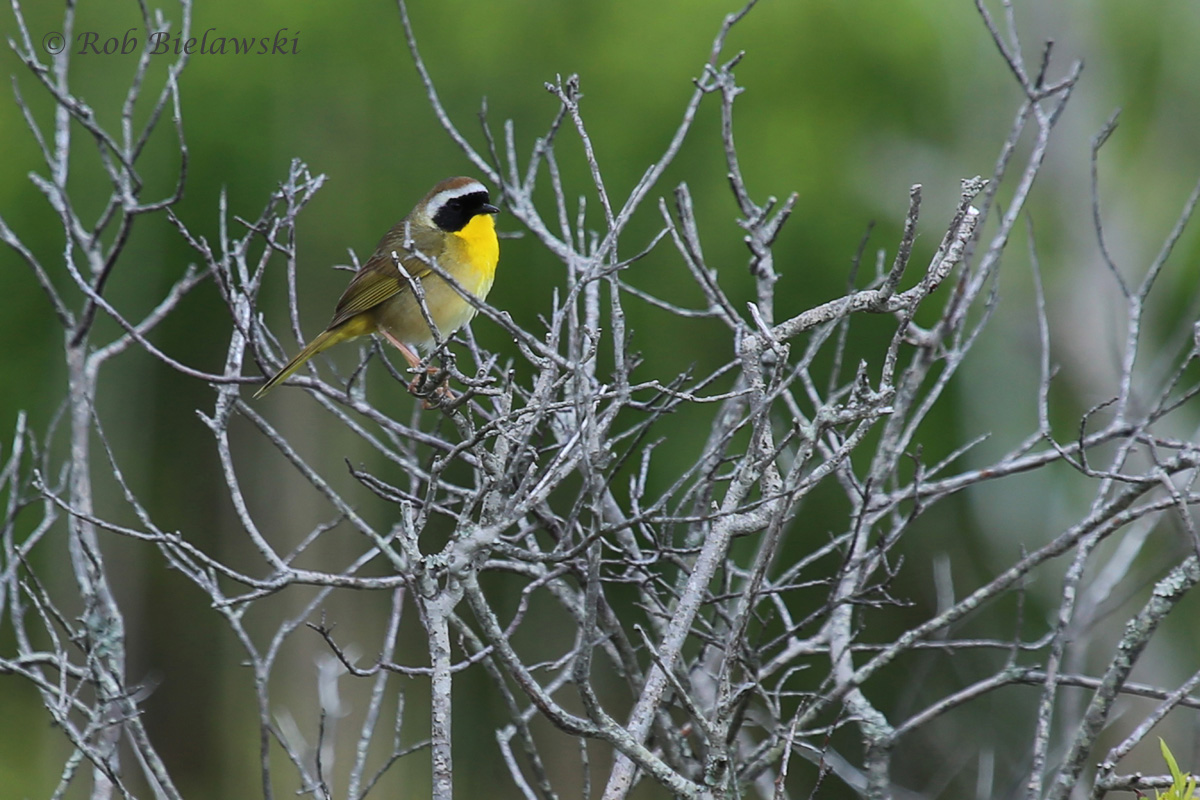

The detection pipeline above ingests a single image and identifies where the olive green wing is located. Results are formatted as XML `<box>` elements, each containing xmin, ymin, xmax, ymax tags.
<box><xmin>325</xmin><ymin>226</ymin><xmax>446</xmax><ymax>330</ymax></box>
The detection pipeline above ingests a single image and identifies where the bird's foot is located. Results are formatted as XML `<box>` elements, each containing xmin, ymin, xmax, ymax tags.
<box><xmin>408</xmin><ymin>366</ymin><xmax>455</xmax><ymax>410</ymax></box>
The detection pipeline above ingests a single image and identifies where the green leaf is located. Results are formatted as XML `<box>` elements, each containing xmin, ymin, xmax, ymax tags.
<box><xmin>1158</xmin><ymin>739</ymin><xmax>1198</xmax><ymax>800</ymax></box>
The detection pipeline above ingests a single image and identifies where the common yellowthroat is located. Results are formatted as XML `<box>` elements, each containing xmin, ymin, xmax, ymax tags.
<box><xmin>254</xmin><ymin>177</ymin><xmax>500</xmax><ymax>399</ymax></box>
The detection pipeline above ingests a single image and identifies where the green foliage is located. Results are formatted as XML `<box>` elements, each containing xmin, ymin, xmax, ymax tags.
<box><xmin>1159</xmin><ymin>739</ymin><xmax>1199</xmax><ymax>800</ymax></box>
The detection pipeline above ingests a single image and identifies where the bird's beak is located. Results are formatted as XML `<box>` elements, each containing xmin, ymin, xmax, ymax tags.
<box><xmin>481</xmin><ymin>203</ymin><xmax>500</xmax><ymax>215</ymax></box>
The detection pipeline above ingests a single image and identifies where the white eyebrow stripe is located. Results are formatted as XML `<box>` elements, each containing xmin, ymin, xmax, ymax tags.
<box><xmin>427</xmin><ymin>181</ymin><xmax>488</xmax><ymax>211</ymax></box>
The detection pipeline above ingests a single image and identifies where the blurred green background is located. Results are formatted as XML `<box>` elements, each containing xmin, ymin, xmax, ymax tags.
<box><xmin>3</xmin><ymin>0</ymin><xmax>1200</xmax><ymax>797</ymax></box>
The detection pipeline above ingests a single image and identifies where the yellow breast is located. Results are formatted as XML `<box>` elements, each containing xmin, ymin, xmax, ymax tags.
<box><xmin>450</xmin><ymin>213</ymin><xmax>499</xmax><ymax>299</ymax></box>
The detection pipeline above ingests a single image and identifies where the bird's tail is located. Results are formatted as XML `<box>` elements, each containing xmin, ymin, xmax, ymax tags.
<box><xmin>253</xmin><ymin>327</ymin><xmax>350</xmax><ymax>399</ymax></box>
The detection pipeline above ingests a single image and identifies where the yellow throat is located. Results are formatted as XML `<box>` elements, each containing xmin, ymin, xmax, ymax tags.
<box><xmin>452</xmin><ymin>213</ymin><xmax>500</xmax><ymax>296</ymax></box>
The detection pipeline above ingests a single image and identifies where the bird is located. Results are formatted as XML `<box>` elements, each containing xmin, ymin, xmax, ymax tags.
<box><xmin>253</xmin><ymin>176</ymin><xmax>500</xmax><ymax>400</ymax></box>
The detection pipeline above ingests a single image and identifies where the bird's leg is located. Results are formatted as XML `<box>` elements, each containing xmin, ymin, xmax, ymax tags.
<box><xmin>378</xmin><ymin>330</ymin><xmax>454</xmax><ymax>407</ymax></box>
<box><xmin>378</xmin><ymin>330</ymin><xmax>423</xmax><ymax>369</ymax></box>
